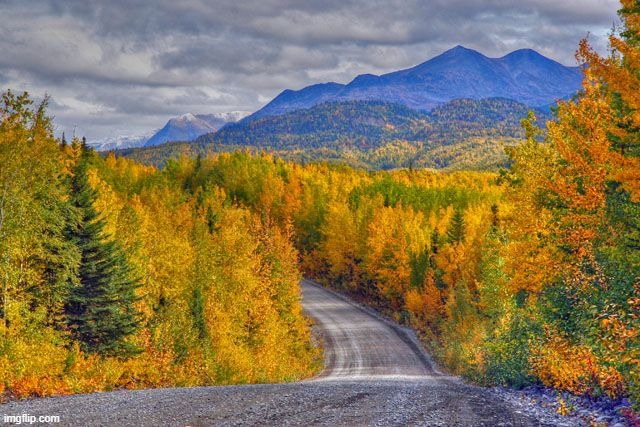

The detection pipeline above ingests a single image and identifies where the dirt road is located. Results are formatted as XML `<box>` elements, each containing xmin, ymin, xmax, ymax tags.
<box><xmin>301</xmin><ymin>280</ymin><xmax>435</xmax><ymax>380</ymax></box>
<box><xmin>1</xmin><ymin>280</ymin><xmax>548</xmax><ymax>426</ymax></box>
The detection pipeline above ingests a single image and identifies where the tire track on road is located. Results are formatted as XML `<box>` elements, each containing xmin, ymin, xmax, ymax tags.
<box><xmin>300</xmin><ymin>279</ymin><xmax>435</xmax><ymax>380</ymax></box>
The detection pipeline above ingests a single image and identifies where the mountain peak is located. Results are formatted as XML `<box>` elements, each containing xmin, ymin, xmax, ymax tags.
<box><xmin>176</xmin><ymin>113</ymin><xmax>197</xmax><ymax>122</ymax></box>
<box><xmin>508</xmin><ymin>48</ymin><xmax>538</xmax><ymax>54</ymax></box>
<box><xmin>450</xmin><ymin>44</ymin><xmax>472</xmax><ymax>52</ymax></box>
<box><xmin>442</xmin><ymin>45</ymin><xmax>482</xmax><ymax>56</ymax></box>
<box><xmin>499</xmin><ymin>48</ymin><xmax>578</xmax><ymax>73</ymax></box>
<box><xmin>145</xmin><ymin>112</ymin><xmax>246</xmax><ymax>147</ymax></box>
<box><xmin>393</xmin><ymin>45</ymin><xmax>489</xmax><ymax>79</ymax></box>
<box><xmin>502</xmin><ymin>48</ymin><xmax>547</xmax><ymax>61</ymax></box>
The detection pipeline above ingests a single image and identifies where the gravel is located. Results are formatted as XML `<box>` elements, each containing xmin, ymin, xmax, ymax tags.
<box><xmin>1</xmin><ymin>380</ymin><xmax>546</xmax><ymax>426</ymax></box>
<box><xmin>490</xmin><ymin>386</ymin><xmax>635</xmax><ymax>427</ymax></box>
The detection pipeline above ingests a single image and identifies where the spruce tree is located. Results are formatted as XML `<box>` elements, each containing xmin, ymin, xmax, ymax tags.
<box><xmin>35</xmin><ymin>193</ymin><xmax>80</xmax><ymax>328</ymax></box>
<box><xmin>206</xmin><ymin>205</ymin><xmax>218</xmax><ymax>234</ymax></box>
<box><xmin>447</xmin><ymin>208</ymin><xmax>465</xmax><ymax>244</ymax></box>
<box><xmin>64</xmin><ymin>151</ymin><xmax>141</xmax><ymax>357</ymax></box>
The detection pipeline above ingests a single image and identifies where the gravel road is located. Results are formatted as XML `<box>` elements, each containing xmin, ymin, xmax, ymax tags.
<box><xmin>1</xmin><ymin>280</ymin><xmax>553</xmax><ymax>426</ymax></box>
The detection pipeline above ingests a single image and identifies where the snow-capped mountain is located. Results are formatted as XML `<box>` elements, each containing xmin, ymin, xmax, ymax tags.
<box><xmin>144</xmin><ymin>112</ymin><xmax>250</xmax><ymax>147</ymax></box>
<box><xmin>89</xmin><ymin>131</ymin><xmax>156</xmax><ymax>151</ymax></box>
<box><xmin>88</xmin><ymin>111</ymin><xmax>250</xmax><ymax>151</ymax></box>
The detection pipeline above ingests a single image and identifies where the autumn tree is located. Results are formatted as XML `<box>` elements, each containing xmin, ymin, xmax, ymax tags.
<box><xmin>499</xmin><ymin>1</ymin><xmax>640</xmax><ymax>403</ymax></box>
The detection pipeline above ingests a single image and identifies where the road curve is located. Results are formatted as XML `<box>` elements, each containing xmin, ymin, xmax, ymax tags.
<box><xmin>0</xmin><ymin>280</ymin><xmax>546</xmax><ymax>426</ymax></box>
<box><xmin>301</xmin><ymin>279</ymin><xmax>435</xmax><ymax>380</ymax></box>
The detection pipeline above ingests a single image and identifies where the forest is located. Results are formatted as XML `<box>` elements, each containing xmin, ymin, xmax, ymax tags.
<box><xmin>0</xmin><ymin>0</ymin><xmax>639</xmax><ymax>418</ymax></box>
<box><xmin>0</xmin><ymin>95</ymin><xmax>320</xmax><ymax>398</ymax></box>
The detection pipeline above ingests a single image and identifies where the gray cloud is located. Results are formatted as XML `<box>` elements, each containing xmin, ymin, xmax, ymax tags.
<box><xmin>0</xmin><ymin>0</ymin><xmax>620</xmax><ymax>140</ymax></box>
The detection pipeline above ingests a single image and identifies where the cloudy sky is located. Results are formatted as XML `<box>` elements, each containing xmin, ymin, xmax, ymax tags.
<box><xmin>0</xmin><ymin>0</ymin><xmax>621</xmax><ymax>141</ymax></box>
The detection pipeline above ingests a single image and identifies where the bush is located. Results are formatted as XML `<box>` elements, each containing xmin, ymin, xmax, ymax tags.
<box><xmin>483</xmin><ymin>310</ymin><xmax>540</xmax><ymax>388</ymax></box>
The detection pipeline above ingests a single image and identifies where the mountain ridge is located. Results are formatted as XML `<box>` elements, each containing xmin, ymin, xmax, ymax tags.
<box><xmin>249</xmin><ymin>45</ymin><xmax>582</xmax><ymax>120</ymax></box>
<box><xmin>118</xmin><ymin>98</ymin><xmax>548</xmax><ymax>171</ymax></box>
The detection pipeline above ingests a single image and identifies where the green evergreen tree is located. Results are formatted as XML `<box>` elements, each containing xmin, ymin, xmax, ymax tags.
<box><xmin>189</xmin><ymin>286</ymin><xmax>207</xmax><ymax>339</ymax></box>
<box><xmin>206</xmin><ymin>205</ymin><xmax>218</xmax><ymax>234</ymax></box>
<box><xmin>429</xmin><ymin>230</ymin><xmax>447</xmax><ymax>291</ymax></box>
<box><xmin>64</xmin><ymin>152</ymin><xmax>141</xmax><ymax>357</ymax></box>
<box><xmin>490</xmin><ymin>203</ymin><xmax>500</xmax><ymax>230</ymax></box>
<box><xmin>430</xmin><ymin>229</ymin><xmax>440</xmax><ymax>256</ymax></box>
<box><xmin>34</xmin><ymin>193</ymin><xmax>80</xmax><ymax>327</ymax></box>
<box><xmin>447</xmin><ymin>208</ymin><xmax>465</xmax><ymax>244</ymax></box>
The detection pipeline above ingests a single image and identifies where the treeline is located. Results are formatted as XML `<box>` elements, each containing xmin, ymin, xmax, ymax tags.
<box><xmin>0</xmin><ymin>93</ymin><xmax>319</xmax><ymax>399</ymax></box>
<box><xmin>116</xmin><ymin>136</ymin><xmax>521</xmax><ymax>173</ymax></box>
<box><xmin>116</xmin><ymin>98</ymin><xmax>551</xmax><ymax>171</ymax></box>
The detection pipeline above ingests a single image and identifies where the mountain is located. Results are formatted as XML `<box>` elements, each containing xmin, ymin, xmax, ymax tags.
<box><xmin>144</xmin><ymin>112</ymin><xmax>249</xmax><ymax>147</ymax></box>
<box><xmin>250</xmin><ymin>46</ymin><xmax>582</xmax><ymax>119</ymax></box>
<box><xmin>204</xmin><ymin>101</ymin><xmax>425</xmax><ymax>150</ymax></box>
<box><xmin>89</xmin><ymin>112</ymin><xmax>249</xmax><ymax>151</ymax></box>
<box><xmin>89</xmin><ymin>131</ymin><xmax>156</xmax><ymax>151</ymax></box>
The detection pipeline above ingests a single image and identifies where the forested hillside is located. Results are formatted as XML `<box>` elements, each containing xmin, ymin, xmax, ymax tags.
<box><xmin>156</xmin><ymin>121</ymin><xmax>638</xmax><ymax>412</ymax></box>
<box><xmin>117</xmin><ymin>98</ymin><xmax>550</xmax><ymax>170</ymax></box>
<box><xmin>206</xmin><ymin>98</ymin><xmax>547</xmax><ymax>149</ymax></box>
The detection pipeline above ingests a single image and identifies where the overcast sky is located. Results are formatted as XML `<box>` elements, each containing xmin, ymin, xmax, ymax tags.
<box><xmin>0</xmin><ymin>0</ymin><xmax>621</xmax><ymax>140</ymax></box>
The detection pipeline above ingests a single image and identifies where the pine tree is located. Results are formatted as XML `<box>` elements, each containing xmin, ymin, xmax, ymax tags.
<box><xmin>64</xmin><ymin>152</ymin><xmax>141</xmax><ymax>357</ymax></box>
<box><xmin>206</xmin><ymin>205</ymin><xmax>218</xmax><ymax>234</ymax></box>
<box><xmin>430</xmin><ymin>229</ymin><xmax>440</xmax><ymax>256</ymax></box>
<box><xmin>447</xmin><ymin>208</ymin><xmax>465</xmax><ymax>244</ymax></box>
<box><xmin>189</xmin><ymin>286</ymin><xmax>207</xmax><ymax>339</ymax></box>
<box><xmin>35</xmin><ymin>192</ymin><xmax>80</xmax><ymax>327</ymax></box>
<box><xmin>429</xmin><ymin>230</ymin><xmax>447</xmax><ymax>291</ymax></box>
<box><xmin>490</xmin><ymin>203</ymin><xmax>500</xmax><ymax>230</ymax></box>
